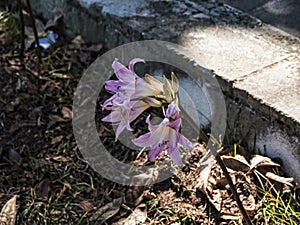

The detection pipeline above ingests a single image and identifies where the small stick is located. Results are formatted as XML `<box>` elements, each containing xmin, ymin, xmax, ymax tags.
<box><xmin>17</xmin><ymin>0</ymin><xmax>25</xmax><ymax>60</ymax></box>
<box><xmin>25</xmin><ymin>0</ymin><xmax>41</xmax><ymax>64</ymax></box>
<box><xmin>179</xmin><ymin>105</ymin><xmax>253</xmax><ymax>225</ymax></box>
<box><xmin>215</xmin><ymin>150</ymin><xmax>253</xmax><ymax>225</ymax></box>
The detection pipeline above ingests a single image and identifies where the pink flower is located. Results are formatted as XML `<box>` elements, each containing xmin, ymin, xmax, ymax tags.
<box><xmin>132</xmin><ymin>103</ymin><xmax>193</xmax><ymax>165</ymax></box>
<box><xmin>102</xmin><ymin>99</ymin><xmax>150</xmax><ymax>140</ymax></box>
<box><xmin>102</xmin><ymin>58</ymin><xmax>164</xmax><ymax>139</ymax></box>
<box><xmin>103</xmin><ymin>58</ymin><xmax>161</xmax><ymax>108</ymax></box>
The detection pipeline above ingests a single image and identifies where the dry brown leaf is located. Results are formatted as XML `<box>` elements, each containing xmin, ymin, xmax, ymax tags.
<box><xmin>6</xmin><ymin>103</ymin><xmax>14</xmax><ymax>112</ymax></box>
<box><xmin>51</xmin><ymin>73</ymin><xmax>72</xmax><ymax>79</ymax></box>
<box><xmin>62</xmin><ymin>106</ymin><xmax>73</xmax><ymax>119</ymax></box>
<box><xmin>51</xmin><ymin>135</ymin><xmax>63</xmax><ymax>145</ymax></box>
<box><xmin>144</xmin><ymin>191</ymin><xmax>156</xmax><ymax>200</ymax></box>
<box><xmin>265</xmin><ymin>172</ymin><xmax>294</xmax><ymax>187</ymax></box>
<box><xmin>0</xmin><ymin>195</ymin><xmax>17</xmax><ymax>225</ymax></box>
<box><xmin>51</xmin><ymin>155</ymin><xmax>72</xmax><ymax>162</ymax></box>
<box><xmin>211</xmin><ymin>189</ymin><xmax>222</xmax><ymax>211</ymax></box>
<box><xmin>220</xmin><ymin>213</ymin><xmax>242</xmax><ymax>221</ymax></box>
<box><xmin>35</xmin><ymin>178</ymin><xmax>51</xmax><ymax>200</ymax></box>
<box><xmin>97</xmin><ymin>125</ymin><xmax>112</xmax><ymax>136</ymax></box>
<box><xmin>112</xmin><ymin>204</ymin><xmax>147</xmax><ymax>225</ymax></box>
<box><xmin>195</xmin><ymin>156</ymin><xmax>213</xmax><ymax>194</ymax></box>
<box><xmin>49</xmin><ymin>114</ymin><xmax>66</xmax><ymax>122</ymax></box>
<box><xmin>89</xmin><ymin>197</ymin><xmax>122</xmax><ymax>223</ymax></box>
<box><xmin>79</xmin><ymin>200</ymin><xmax>94</xmax><ymax>211</ymax></box>
<box><xmin>222</xmin><ymin>154</ymin><xmax>250</xmax><ymax>172</ymax></box>
<box><xmin>243</xmin><ymin>194</ymin><xmax>257</xmax><ymax>217</ymax></box>
<box><xmin>250</xmin><ymin>154</ymin><xmax>280</xmax><ymax>170</ymax></box>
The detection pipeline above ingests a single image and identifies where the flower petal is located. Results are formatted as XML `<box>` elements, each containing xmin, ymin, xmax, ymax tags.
<box><xmin>166</xmin><ymin>130</ymin><xmax>182</xmax><ymax>165</ymax></box>
<box><xmin>166</xmin><ymin>102</ymin><xmax>180</xmax><ymax>120</ymax></box>
<box><xmin>178</xmin><ymin>133</ymin><xmax>194</xmax><ymax>150</ymax></box>
<box><xmin>133</xmin><ymin>78</ymin><xmax>161</xmax><ymax>99</ymax></box>
<box><xmin>143</xmin><ymin>97</ymin><xmax>162</xmax><ymax>107</ymax></box>
<box><xmin>168</xmin><ymin>147</ymin><xmax>182</xmax><ymax>165</ymax></box>
<box><xmin>148</xmin><ymin>145</ymin><xmax>164</xmax><ymax>161</ymax></box>
<box><xmin>129</xmin><ymin>100</ymin><xmax>150</xmax><ymax>121</ymax></box>
<box><xmin>132</xmin><ymin>132</ymin><xmax>153</xmax><ymax>147</ymax></box>
<box><xmin>132</xmin><ymin>124</ymin><xmax>168</xmax><ymax>147</ymax></box>
<box><xmin>115</xmin><ymin>118</ymin><xmax>133</xmax><ymax>140</ymax></box>
<box><xmin>112</xmin><ymin>58</ymin><xmax>134</xmax><ymax>82</ymax></box>
<box><xmin>105</xmin><ymin>80</ymin><xmax>126</xmax><ymax>93</ymax></box>
<box><xmin>171</xmin><ymin>72</ymin><xmax>179</xmax><ymax>93</ymax></box>
<box><xmin>102</xmin><ymin>110</ymin><xmax>121</xmax><ymax>123</ymax></box>
<box><xmin>129</xmin><ymin>58</ymin><xmax>144</xmax><ymax>72</ymax></box>
<box><xmin>145</xmin><ymin>115</ymin><xmax>158</xmax><ymax>131</ymax></box>
<box><xmin>169</xmin><ymin>118</ymin><xmax>181</xmax><ymax>131</ymax></box>
<box><xmin>144</xmin><ymin>74</ymin><xmax>163</xmax><ymax>91</ymax></box>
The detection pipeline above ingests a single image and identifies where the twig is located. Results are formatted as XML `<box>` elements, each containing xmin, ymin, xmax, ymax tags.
<box><xmin>17</xmin><ymin>0</ymin><xmax>25</xmax><ymax>60</ymax></box>
<box><xmin>179</xmin><ymin>105</ymin><xmax>253</xmax><ymax>225</ymax></box>
<box><xmin>25</xmin><ymin>0</ymin><xmax>41</xmax><ymax>65</ymax></box>
<box><xmin>215</xmin><ymin>151</ymin><xmax>253</xmax><ymax>225</ymax></box>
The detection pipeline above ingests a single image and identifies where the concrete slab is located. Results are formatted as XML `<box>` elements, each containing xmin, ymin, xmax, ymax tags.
<box><xmin>235</xmin><ymin>56</ymin><xmax>300</xmax><ymax>125</ymax></box>
<box><xmin>180</xmin><ymin>26</ymin><xmax>290</xmax><ymax>80</ymax></box>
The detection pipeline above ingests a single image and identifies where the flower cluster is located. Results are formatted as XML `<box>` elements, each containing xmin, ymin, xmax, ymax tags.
<box><xmin>102</xmin><ymin>58</ymin><xmax>193</xmax><ymax>165</ymax></box>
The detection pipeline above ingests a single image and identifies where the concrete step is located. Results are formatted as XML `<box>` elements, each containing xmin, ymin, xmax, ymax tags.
<box><xmin>28</xmin><ymin>0</ymin><xmax>300</xmax><ymax>183</ymax></box>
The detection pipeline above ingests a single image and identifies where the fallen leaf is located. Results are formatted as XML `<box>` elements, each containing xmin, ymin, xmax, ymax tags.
<box><xmin>0</xmin><ymin>195</ymin><xmax>17</xmax><ymax>225</ymax></box>
<box><xmin>51</xmin><ymin>135</ymin><xmax>63</xmax><ymax>145</ymax></box>
<box><xmin>51</xmin><ymin>72</ymin><xmax>72</xmax><ymax>79</ymax></box>
<box><xmin>243</xmin><ymin>194</ymin><xmax>257</xmax><ymax>216</ymax></box>
<box><xmin>112</xmin><ymin>204</ymin><xmax>147</xmax><ymax>225</ymax></box>
<box><xmin>89</xmin><ymin>197</ymin><xmax>122</xmax><ymax>223</ymax></box>
<box><xmin>61</xmin><ymin>106</ymin><xmax>72</xmax><ymax>119</ymax></box>
<box><xmin>211</xmin><ymin>189</ymin><xmax>222</xmax><ymax>211</ymax></box>
<box><xmin>98</xmin><ymin>125</ymin><xmax>112</xmax><ymax>136</ymax></box>
<box><xmin>80</xmin><ymin>200</ymin><xmax>94</xmax><ymax>211</ymax></box>
<box><xmin>49</xmin><ymin>114</ymin><xmax>66</xmax><ymax>122</ymax></box>
<box><xmin>222</xmin><ymin>155</ymin><xmax>250</xmax><ymax>172</ymax></box>
<box><xmin>265</xmin><ymin>172</ymin><xmax>294</xmax><ymax>187</ymax></box>
<box><xmin>6</xmin><ymin>103</ymin><xmax>14</xmax><ymax>112</ymax></box>
<box><xmin>51</xmin><ymin>155</ymin><xmax>72</xmax><ymax>162</ymax></box>
<box><xmin>220</xmin><ymin>213</ymin><xmax>242</xmax><ymax>221</ymax></box>
<box><xmin>250</xmin><ymin>154</ymin><xmax>280</xmax><ymax>170</ymax></box>
<box><xmin>35</xmin><ymin>178</ymin><xmax>51</xmax><ymax>200</ymax></box>
<box><xmin>195</xmin><ymin>156</ymin><xmax>214</xmax><ymax>195</ymax></box>
<box><xmin>71</xmin><ymin>35</ymin><xmax>85</xmax><ymax>45</ymax></box>
<box><xmin>144</xmin><ymin>191</ymin><xmax>156</xmax><ymax>200</ymax></box>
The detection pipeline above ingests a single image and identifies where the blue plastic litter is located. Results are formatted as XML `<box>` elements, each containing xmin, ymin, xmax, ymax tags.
<box><xmin>35</xmin><ymin>30</ymin><xmax>58</xmax><ymax>49</ymax></box>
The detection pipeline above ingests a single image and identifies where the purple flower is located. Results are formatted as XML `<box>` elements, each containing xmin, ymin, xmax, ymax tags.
<box><xmin>132</xmin><ymin>103</ymin><xmax>193</xmax><ymax>165</ymax></box>
<box><xmin>103</xmin><ymin>58</ymin><xmax>162</xmax><ymax>109</ymax></box>
<box><xmin>102</xmin><ymin>99</ymin><xmax>150</xmax><ymax>140</ymax></box>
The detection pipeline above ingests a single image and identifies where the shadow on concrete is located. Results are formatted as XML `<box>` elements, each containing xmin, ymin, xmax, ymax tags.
<box><xmin>219</xmin><ymin>0</ymin><xmax>300</xmax><ymax>38</ymax></box>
